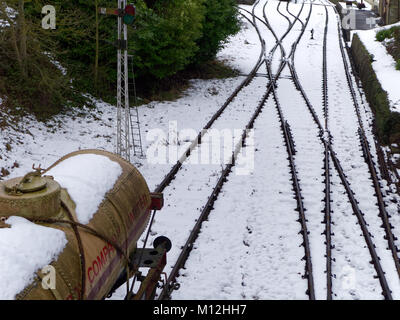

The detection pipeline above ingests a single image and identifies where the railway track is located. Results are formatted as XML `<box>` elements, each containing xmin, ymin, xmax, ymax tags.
<box><xmin>286</xmin><ymin>0</ymin><xmax>399</xmax><ymax>299</ymax></box>
<box><xmin>290</xmin><ymin>2</ymin><xmax>387</xmax><ymax>299</ymax></box>
<box><xmin>127</xmin><ymin>5</ymin><xmax>270</xmax><ymax>297</ymax></box>
<box><xmin>153</xmin><ymin>23</ymin><xmax>266</xmax><ymax>194</ymax></box>
<box><xmin>157</xmin><ymin>0</ymin><xmax>314</xmax><ymax>300</ymax></box>
<box><xmin>266</xmin><ymin>62</ymin><xmax>316</xmax><ymax>300</ymax></box>
<box><xmin>278</xmin><ymin>0</ymin><xmax>331</xmax><ymax>300</ymax></box>
<box><xmin>321</xmin><ymin>3</ymin><xmax>332</xmax><ymax>300</ymax></box>
<box><xmin>333</xmin><ymin>4</ymin><xmax>400</xmax><ymax>293</ymax></box>
<box><xmin>262</xmin><ymin>0</ymin><xmax>316</xmax><ymax>299</ymax></box>
<box><xmin>342</xmin><ymin>34</ymin><xmax>400</xmax><ymax>195</ymax></box>
<box><xmin>151</xmin><ymin>0</ymin><xmax>400</xmax><ymax>301</ymax></box>
<box><xmin>128</xmin><ymin>15</ymin><xmax>268</xmax><ymax>296</ymax></box>
<box><xmin>151</xmin><ymin>0</ymin><xmax>270</xmax><ymax>299</ymax></box>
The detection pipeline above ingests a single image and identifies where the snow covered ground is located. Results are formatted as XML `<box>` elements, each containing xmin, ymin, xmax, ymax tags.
<box><xmin>161</xmin><ymin>0</ymin><xmax>400</xmax><ymax>300</ymax></box>
<box><xmin>1</xmin><ymin>0</ymin><xmax>400</xmax><ymax>300</ymax></box>
<box><xmin>326</xmin><ymin>8</ymin><xmax>400</xmax><ymax>298</ymax></box>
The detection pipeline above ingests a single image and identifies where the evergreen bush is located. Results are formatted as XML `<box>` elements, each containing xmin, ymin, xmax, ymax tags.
<box><xmin>193</xmin><ymin>0</ymin><xmax>240</xmax><ymax>64</ymax></box>
<box><xmin>0</xmin><ymin>0</ymin><xmax>240</xmax><ymax>117</ymax></box>
<box><xmin>129</xmin><ymin>0</ymin><xmax>205</xmax><ymax>79</ymax></box>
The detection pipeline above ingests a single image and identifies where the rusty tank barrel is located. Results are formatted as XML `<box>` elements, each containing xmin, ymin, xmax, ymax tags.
<box><xmin>0</xmin><ymin>150</ymin><xmax>162</xmax><ymax>300</ymax></box>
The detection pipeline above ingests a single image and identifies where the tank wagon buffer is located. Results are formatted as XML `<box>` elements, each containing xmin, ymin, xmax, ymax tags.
<box><xmin>0</xmin><ymin>150</ymin><xmax>171</xmax><ymax>300</ymax></box>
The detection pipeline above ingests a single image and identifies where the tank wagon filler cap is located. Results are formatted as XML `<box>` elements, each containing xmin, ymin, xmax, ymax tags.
<box><xmin>0</xmin><ymin>165</ymin><xmax>61</xmax><ymax>219</ymax></box>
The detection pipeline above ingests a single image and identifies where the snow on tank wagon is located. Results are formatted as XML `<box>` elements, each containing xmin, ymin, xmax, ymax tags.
<box><xmin>0</xmin><ymin>149</ymin><xmax>170</xmax><ymax>300</ymax></box>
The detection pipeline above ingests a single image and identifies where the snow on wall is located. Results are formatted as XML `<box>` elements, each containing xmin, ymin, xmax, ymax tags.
<box><xmin>46</xmin><ymin>153</ymin><xmax>123</xmax><ymax>225</ymax></box>
<box><xmin>0</xmin><ymin>216</ymin><xmax>68</xmax><ymax>300</ymax></box>
<box><xmin>354</xmin><ymin>22</ymin><xmax>400</xmax><ymax>112</ymax></box>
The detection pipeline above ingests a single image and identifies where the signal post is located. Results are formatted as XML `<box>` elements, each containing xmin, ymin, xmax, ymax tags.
<box><xmin>99</xmin><ymin>2</ymin><xmax>136</xmax><ymax>162</ymax></box>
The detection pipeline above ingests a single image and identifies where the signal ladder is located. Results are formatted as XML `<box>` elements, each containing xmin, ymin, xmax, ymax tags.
<box><xmin>116</xmin><ymin>52</ymin><xmax>143</xmax><ymax>161</ymax></box>
<box><xmin>128</xmin><ymin>55</ymin><xmax>144</xmax><ymax>158</ymax></box>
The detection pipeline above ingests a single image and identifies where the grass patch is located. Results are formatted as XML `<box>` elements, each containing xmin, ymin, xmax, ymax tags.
<box><xmin>182</xmin><ymin>60</ymin><xmax>240</xmax><ymax>80</ymax></box>
<box><xmin>135</xmin><ymin>59</ymin><xmax>240</xmax><ymax>103</ymax></box>
<box><xmin>376</xmin><ymin>26</ymin><xmax>400</xmax><ymax>67</ymax></box>
<box><xmin>376</xmin><ymin>27</ymin><xmax>397</xmax><ymax>42</ymax></box>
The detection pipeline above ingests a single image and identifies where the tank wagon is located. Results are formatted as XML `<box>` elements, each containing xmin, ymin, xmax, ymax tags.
<box><xmin>0</xmin><ymin>149</ymin><xmax>170</xmax><ymax>300</ymax></box>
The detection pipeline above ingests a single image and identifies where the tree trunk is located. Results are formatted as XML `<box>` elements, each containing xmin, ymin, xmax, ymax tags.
<box><xmin>0</xmin><ymin>2</ymin><xmax>24</xmax><ymax>76</ymax></box>
<box><xmin>17</xmin><ymin>0</ymin><xmax>27</xmax><ymax>77</ymax></box>
<box><xmin>95</xmin><ymin>0</ymin><xmax>99</xmax><ymax>91</ymax></box>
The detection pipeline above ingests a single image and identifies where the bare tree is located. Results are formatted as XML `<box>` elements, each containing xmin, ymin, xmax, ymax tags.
<box><xmin>0</xmin><ymin>0</ymin><xmax>28</xmax><ymax>77</ymax></box>
<box><xmin>95</xmin><ymin>0</ymin><xmax>99</xmax><ymax>90</ymax></box>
